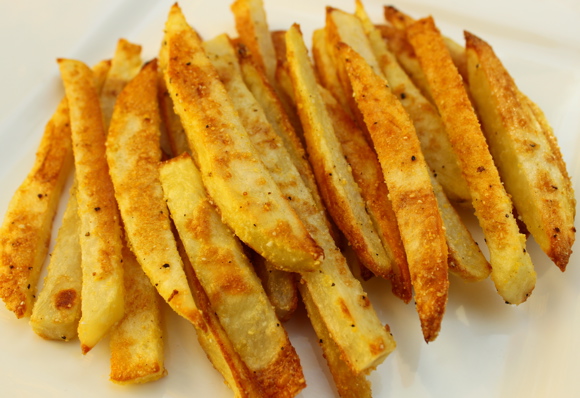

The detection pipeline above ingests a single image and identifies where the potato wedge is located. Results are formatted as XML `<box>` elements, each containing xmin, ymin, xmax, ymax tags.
<box><xmin>58</xmin><ymin>59</ymin><xmax>125</xmax><ymax>353</ymax></box>
<box><xmin>465</xmin><ymin>31</ymin><xmax>575</xmax><ymax>270</ymax></box>
<box><xmin>29</xmin><ymin>184</ymin><xmax>82</xmax><ymax>340</ymax></box>
<box><xmin>286</xmin><ymin>25</ymin><xmax>395</xmax><ymax>372</ymax></box>
<box><xmin>318</xmin><ymin>86</ymin><xmax>411</xmax><ymax>301</ymax></box>
<box><xmin>160</xmin><ymin>153</ymin><xmax>305</xmax><ymax>397</ymax></box>
<box><xmin>338</xmin><ymin>42</ymin><xmax>449</xmax><ymax>342</ymax></box>
<box><xmin>110</xmin><ymin>245</ymin><xmax>165</xmax><ymax>385</ymax></box>
<box><xmin>407</xmin><ymin>17</ymin><xmax>536</xmax><ymax>304</ymax></box>
<box><xmin>106</xmin><ymin>60</ymin><xmax>200</xmax><ymax>325</ymax></box>
<box><xmin>100</xmin><ymin>39</ymin><xmax>142</xmax><ymax>130</ymax></box>
<box><xmin>352</xmin><ymin>3</ymin><xmax>470</xmax><ymax>204</ymax></box>
<box><xmin>285</xmin><ymin>24</ymin><xmax>390</xmax><ymax>276</ymax></box>
<box><xmin>163</xmin><ymin>4</ymin><xmax>323</xmax><ymax>273</ymax></box>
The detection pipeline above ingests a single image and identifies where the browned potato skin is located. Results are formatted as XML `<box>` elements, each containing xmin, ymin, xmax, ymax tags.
<box><xmin>407</xmin><ymin>17</ymin><xmax>536</xmax><ymax>305</ymax></box>
<box><xmin>466</xmin><ymin>31</ymin><xmax>575</xmax><ymax>270</ymax></box>
<box><xmin>319</xmin><ymin>87</ymin><xmax>412</xmax><ymax>302</ymax></box>
<box><xmin>339</xmin><ymin>43</ymin><xmax>448</xmax><ymax>342</ymax></box>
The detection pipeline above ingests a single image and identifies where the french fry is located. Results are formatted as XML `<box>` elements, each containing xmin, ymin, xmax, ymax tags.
<box><xmin>407</xmin><ymin>17</ymin><xmax>536</xmax><ymax>304</ymax></box>
<box><xmin>236</xmin><ymin>43</ymin><xmax>329</xmax><ymax>227</ymax></box>
<box><xmin>284</xmin><ymin>25</ymin><xmax>390</xmax><ymax>276</ymax></box>
<box><xmin>318</xmin><ymin>86</ymin><xmax>411</xmax><ymax>301</ymax></box>
<box><xmin>353</xmin><ymin>2</ymin><xmax>470</xmax><ymax>204</ymax></box>
<box><xmin>29</xmin><ymin>60</ymin><xmax>112</xmax><ymax>339</ymax></box>
<box><xmin>163</xmin><ymin>4</ymin><xmax>323</xmax><ymax>273</ymax></box>
<box><xmin>177</xmin><ymin>238</ymin><xmax>264</xmax><ymax>398</ymax></box>
<box><xmin>99</xmin><ymin>39</ymin><xmax>143</xmax><ymax>129</ymax></box>
<box><xmin>286</xmin><ymin>25</ymin><xmax>395</xmax><ymax>373</ymax></box>
<box><xmin>311</xmin><ymin>28</ymin><xmax>351</xmax><ymax>114</ymax></box>
<box><xmin>58</xmin><ymin>59</ymin><xmax>125</xmax><ymax>353</ymax></box>
<box><xmin>0</xmin><ymin>59</ymin><xmax>110</xmax><ymax>320</ymax></box>
<box><xmin>299</xmin><ymin>285</ymin><xmax>372</xmax><ymax>398</ymax></box>
<box><xmin>160</xmin><ymin>153</ymin><xmax>305</xmax><ymax>397</ymax></box>
<box><xmin>110</xmin><ymin>245</ymin><xmax>165</xmax><ymax>385</ymax></box>
<box><xmin>465</xmin><ymin>31</ymin><xmax>575</xmax><ymax>270</ymax></box>
<box><xmin>205</xmin><ymin>35</ymin><xmax>301</xmax><ymax>320</ymax></box>
<box><xmin>158</xmin><ymin>27</ymin><xmax>191</xmax><ymax>158</ymax></box>
<box><xmin>382</xmin><ymin>6</ymin><xmax>468</xmax><ymax>94</ymax></box>
<box><xmin>430</xmin><ymin>173</ymin><xmax>491</xmax><ymax>281</ymax></box>
<box><xmin>338</xmin><ymin>42</ymin><xmax>449</xmax><ymax>342</ymax></box>
<box><xmin>29</xmin><ymin>185</ymin><xmax>82</xmax><ymax>340</ymax></box>
<box><xmin>231</xmin><ymin>0</ymin><xmax>277</xmax><ymax>84</ymax></box>
<box><xmin>105</xmin><ymin>60</ymin><xmax>201</xmax><ymax>325</ymax></box>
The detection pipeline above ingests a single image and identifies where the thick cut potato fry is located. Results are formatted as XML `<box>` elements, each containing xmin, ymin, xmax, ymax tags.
<box><xmin>177</xmin><ymin>239</ymin><xmax>264</xmax><ymax>398</ymax></box>
<box><xmin>319</xmin><ymin>86</ymin><xmax>411</xmax><ymax>301</ymax></box>
<box><xmin>160</xmin><ymin>154</ymin><xmax>305</xmax><ymax>397</ymax></box>
<box><xmin>163</xmin><ymin>5</ymin><xmax>323</xmax><ymax>273</ymax></box>
<box><xmin>29</xmin><ymin>185</ymin><xmax>81</xmax><ymax>340</ymax></box>
<box><xmin>106</xmin><ymin>60</ymin><xmax>200</xmax><ymax>325</ymax></box>
<box><xmin>299</xmin><ymin>285</ymin><xmax>372</xmax><ymax>398</ymax></box>
<box><xmin>237</xmin><ymin>44</ymin><xmax>329</xmax><ymax>224</ymax></box>
<box><xmin>286</xmin><ymin>25</ymin><xmax>395</xmax><ymax>373</ymax></box>
<box><xmin>58</xmin><ymin>59</ymin><xmax>125</xmax><ymax>353</ymax></box>
<box><xmin>312</xmin><ymin>28</ymin><xmax>351</xmax><ymax>114</ymax></box>
<box><xmin>429</xmin><ymin>174</ymin><xmax>491</xmax><ymax>281</ymax></box>
<box><xmin>0</xmin><ymin>60</ymin><xmax>112</xmax><ymax>318</ymax></box>
<box><xmin>284</xmin><ymin>25</ymin><xmax>390</xmax><ymax>275</ymax></box>
<box><xmin>339</xmin><ymin>42</ymin><xmax>449</xmax><ymax>342</ymax></box>
<box><xmin>110</xmin><ymin>245</ymin><xmax>165</xmax><ymax>385</ymax></box>
<box><xmin>352</xmin><ymin>3</ymin><xmax>470</xmax><ymax>204</ymax></box>
<box><xmin>231</xmin><ymin>0</ymin><xmax>277</xmax><ymax>84</ymax></box>
<box><xmin>465</xmin><ymin>31</ymin><xmax>575</xmax><ymax>270</ymax></box>
<box><xmin>205</xmin><ymin>36</ymin><xmax>301</xmax><ymax>321</ymax></box>
<box><xmin>100</xmin><ymin>39</ymin><xmax>142</xmax><ymax>130</ymax></box>
<box><xmin>407</xmin><ymin>17</ymin><xmax>536</xmax><ymax>304</ymax></box>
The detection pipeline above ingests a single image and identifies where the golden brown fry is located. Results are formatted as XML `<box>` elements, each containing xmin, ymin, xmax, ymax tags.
<box><xmin>163</xmin><ymin>5</ymin><xmax>323</xmax><ymax>273</ymax></box>
<box><xmin>312</xmin><ymin>28</ymin><xmax>351</xmax><ymax>114</ymax></box>
<box><xmin>177</xmin><ymin>237</ymin><xmax>264</xmax><ymax>398</ymax></box>
<box><xmin>106</xmin><ymin>60</ymin><xmax>200</xmax><ymax>325</ymax></box>
<box><xmin>299</xmin><ymin>285</ymin><xmax>372</xmax><ymax>398</ymax></box>
<box><xmin>286</xmin><ymin>25</ymin><xmax>395</xmax><ymax>372</ymax></box>
<box><xmin>430</xmin><ymin>173</ymin><xmax>491</xmax><ymax>281</ymax></box>
<box><xmin>205</xmin><ymin>36</ymin><xmax>301</xmax><ymax>320</ymax></box>
<box><xmin>0</xmin><ymin>59</ymin><xmax>112</xmax><ymax>319</ymax></box>
<box><xmin>319</xmin><ymin>86</ymin><xmax>411</xmax><ymax>301</ymax></box>
<box><xmin>110</xmin><ymin>245</ymin><xmax>165</xmax><ymax>385</ymax></box>
<box><xmin>0</xmin><ymin>102</ymin><xmax>71</xmax><ymax>319</ymax></box>
<box><xmin>100</xmin><ymin>39</ymin><xmax>142</xmax><ymax>130</ymax></box>
<box><xmin>352</xmin><ymin>3</ymin><xmax>470</xmax><ymax>204</ymax></box>
<box><xmin>285</xmin><ymin>25</ymin><xmax>390</xmax><ymax>276</ymax></box>
<box><xmin>160</xmin><ymin>153</ymin><xmax>305</xmax><ymax>397</ymax></box>
<box><xmin>407</xmin><ymin>17</ymin><xmax>536</xmax><ymax>304</ymax></box>
<box><xmin>231</xmin><ymin>0</ymin><xmax>277</xmax><ymax>84</ymax></box>
<box><xmin>29</xmin><ymin>184</ymin><xmax>82</xmax><ymax>340</ymax></box>
<box><xmin>466</xmin><ymin>31</ymin><xmax>575</xmax><ymax>270</ymax></box>
<box><xmin>58</xmin><ymin>59</ymin><xmax>125</xmax><ymax>353</ymax></box>
<box><xmin>339</xmin><ymin>42</ymin><xmax>449</xmax><ymax>342</ymax></box>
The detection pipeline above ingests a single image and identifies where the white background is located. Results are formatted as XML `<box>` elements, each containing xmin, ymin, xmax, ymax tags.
<box><xmin>0</xmin><ymin>0</ymin><xmax>579</xmax><ymax>397</ymax></box>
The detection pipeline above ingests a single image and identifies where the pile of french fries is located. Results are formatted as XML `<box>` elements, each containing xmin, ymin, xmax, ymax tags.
<box><xmin>0</xmin><ymin>0</ymin><xmax>575</xmax><ymax>396</ymax></box>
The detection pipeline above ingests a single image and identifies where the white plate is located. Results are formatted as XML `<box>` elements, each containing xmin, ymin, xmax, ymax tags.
<box><xmin>1</xmin><ymin>0</ymin><xmax>579</xmax><ymax>397</ymax></box>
